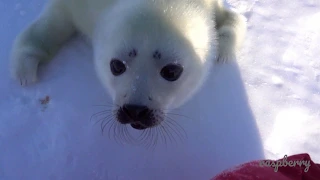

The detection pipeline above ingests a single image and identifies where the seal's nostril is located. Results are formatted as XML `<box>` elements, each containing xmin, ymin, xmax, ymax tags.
<box><xmin>122</xmin><ymin>104</ymin><xmax>150</xmax><ymax>120</ymax></box>
<box><xmin>122</xmin><ymin>105</ymin><xmax>132</xmax><ymax>118</ymax></box>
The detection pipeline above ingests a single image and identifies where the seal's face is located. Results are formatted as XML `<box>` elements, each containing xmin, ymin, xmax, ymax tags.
<box><xmin>93</xmin><ymin>4</ymin><xmax>214</xmax><ymax>130</ymax></box>
<box><xmin>109</xmin><ymin>56</ymin><xmax>185</xmax><ymax>130</ymax></box>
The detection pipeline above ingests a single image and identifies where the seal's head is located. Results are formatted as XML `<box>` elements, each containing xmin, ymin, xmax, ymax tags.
<box><xmin>93</xmin><ymin>1</ymin><xmax>216</xmax><ymax>130</ymax></box>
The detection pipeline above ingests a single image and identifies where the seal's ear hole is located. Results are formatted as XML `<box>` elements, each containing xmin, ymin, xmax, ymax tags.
<box><xmin>110</xmin><ymin>59</ymin><xmax>126</xmax><ymax>76</ymax></box>
<box><xmin>160</xmin><ymin>63</ymin><xmax>183</xmax><ymax>82</ymax></box>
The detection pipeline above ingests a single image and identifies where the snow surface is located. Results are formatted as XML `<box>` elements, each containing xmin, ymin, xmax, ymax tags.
<box><xmin>0</xmin><ymin>0</ymin><xmax>319</xmax><ymax>180</ymax></box>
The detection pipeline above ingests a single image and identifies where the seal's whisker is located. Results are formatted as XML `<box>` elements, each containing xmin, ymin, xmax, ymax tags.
<box><xmin>163</xmin><ymin>121</ymin><xmax>179</xmax><ymax>145</ymax></box>
<box><xmin>91</xmin><ymin>107</ymin><xmax>187</xmax><ymax>149</ymax></box>
<box><xmin>149</xmin><ymin>128</ymin><xmax>155</xmax><ymax>150</ymax></box>
<box><xmin>165</xmin><ymin>112</ymin><xmax>194</xmax><ymax>121</ymax></box>
<box><xmin>121</xmin><ymin>124</ymin><xmax>129</xmax><ymax>145</ymax></box>
<box><xmin>108</xmin><ymin>120</ymin><xmax>116</xmax><ymax>141</ymax></box>
<box><xmin>115</xmin><ymin>122</ymin><xmax>120</xmax><ymax>143</ymax></box>
<box><xmin>143</xmin><ymin>129</ymin><xmax>150</xmax><ymax>149</ymax></box>
<box><xmin>151</xmin><ymin>127</ymin><xmax>159</xmax><ymax>151</ymax></box>
<box><xmin>117</xmin><ymin>123</ymin><xmax>125</xmax><ymax>145</ymax></box>
<box><xmin>137</xmin><ymin>128</ymin><xmax>148</xmax><ymax>142</ymax></box>
<box><xmin>100</xmin><ymin>110</ymin><xmax>117</xmax><ymax>134</ymax></box>
<box><xmin>92</xmin><ymin>102</ymin><xmax>120</xmax><ymax>107</ymax></box>
<box><xmin>124</xmin><ymin>125</ymin><xmax>136</xmax><ymax>145</ymax></box>
<box><xmin>164</xmin><ymin>122</ymin><xmax>184</xmax><ymax>143</ymax></box>
<box><xmin>112</xmin><ymin>122</ymin><xmax>118</xmax><ymax>143</ymax></box>
<box><xmin>160</xmin><ymin>122</ymin><xmax>176</xmax><ymax>145</ymax></box>
<box><xmin>162</xmin><ymin>107</ymin><xmax>182</xmax><ymax>112</ymax></box>
<box><xmin>93</xmin><ymin>114</ymin><xmax>112</xmax><ymax>127</ymax></box>
<box><xmin>139</xmin><ymin>129</ymin><xmax>149</xmax><ymax>148</ymax></box>
<box><xmin>148</xmin><ymin>128</ymin><xmax>156</xmax><ymax>150</ymax></box>
<box><xmin>92</xmin><ymin>104</ymin><xmax>114</xmax><ymax>108</ymax></box>
<box><xmin>142</xmin><ymin>128</ymin><xmax>152</xmax><ymax>149</ymax></box>
<box><xmin>138</xmin><ymin>129</ymin><xmax>146</xmax><ymax>147</ymax></box>
<box><xmin>100</xmin><ymin>117</ymin><xmax>113</xmax><ymax>134</ymax></box>
<box><xmin>101</xmin><ymin>120</ymin><xmax>112</xmax><ymax>135</ymax></box>
<box><xmin>163</xmin><ymin>119</ymin><xmax>186</xmax><ymax>144</ymax></box>
<box><xmin>90</xmin><ymin>110</ymin><xmax>112</xmax><ymax>122</ymax></box>
<box><xmin>165</xmin><ymin>116</ymin><xmax>188</xmax><ymax>141</ymax></box>
<box><xmin>114</xmin><ymin>122</ymin><xmax>122</xmax><ymax>145</ymax></box>
<box><xmin>158</xmin><ymin>124</ymin><xmax>167</xmax><ymax>147</ymax></box>
<box><xmin>119</xmin><ymin>124</ymin><xmax>125</xmax><ymax>144</ymax></box>
<box><xmin>122</xmin><ymin>126</ymin><xmax>129</xmax><ymax>145</ymax></box>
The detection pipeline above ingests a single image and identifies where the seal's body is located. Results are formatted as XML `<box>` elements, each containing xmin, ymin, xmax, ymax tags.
<box><xmin>10</xmin><ymin>0</ymin><xmax>246</xmax><ymax>130</ymax></box>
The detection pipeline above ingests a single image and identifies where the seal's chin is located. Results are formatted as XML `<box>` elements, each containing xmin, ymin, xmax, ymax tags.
<box><xmin>130</xmin><ymin>123</ymin><xmax>147</xmax><ymax>130</ymax></box>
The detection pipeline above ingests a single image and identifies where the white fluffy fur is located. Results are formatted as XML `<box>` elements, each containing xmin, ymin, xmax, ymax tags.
<box><xmin>10</xmin><ymin>0</ymin><xmax>246</xmax><ymax>112</ymax></box>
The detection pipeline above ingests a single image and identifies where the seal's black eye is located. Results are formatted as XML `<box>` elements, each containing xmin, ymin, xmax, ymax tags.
<box><xmin>110</xmin><ymin>59</ymin><xmax>126</xmax><ymax>76</ymax></box>
<box><xmin>160</xmin><ymin>63</ymin><xmax>183</xmax><ymax>82</ymax></box>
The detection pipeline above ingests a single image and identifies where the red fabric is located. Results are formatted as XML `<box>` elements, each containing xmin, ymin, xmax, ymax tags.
<box><xmin>211</xmin><ymin>153</ymin><xmax>320</xmax><ymax>180</ymax></box>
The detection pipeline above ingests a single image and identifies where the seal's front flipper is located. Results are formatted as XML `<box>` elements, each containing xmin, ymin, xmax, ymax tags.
<box><xmin>213</xmin><ymin>0</ymin><xmax>247</xmax><ymax>63</ymax></box>
<box><xmin>10</xmin><ymin>0</ymin><xmax>75</xmax><ymax>86</ymax></box>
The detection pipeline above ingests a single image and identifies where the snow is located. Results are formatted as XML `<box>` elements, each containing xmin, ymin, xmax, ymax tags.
<box><xmin>0</xmin><ymin>0</ymin><xmax>319</xmax><ymax>180</ymax></box>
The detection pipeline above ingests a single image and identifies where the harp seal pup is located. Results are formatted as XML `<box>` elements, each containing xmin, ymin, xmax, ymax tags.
<box><xmin>10</xmin><ymin>0</ymin><xmax>246</xmax><ymax>130</ymax></box>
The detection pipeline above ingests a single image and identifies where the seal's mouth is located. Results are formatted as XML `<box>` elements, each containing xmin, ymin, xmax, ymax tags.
<box><xmin>130</xmin><ymin>123</ymin><xmax>147</xmax><ymax>130</ymax></box>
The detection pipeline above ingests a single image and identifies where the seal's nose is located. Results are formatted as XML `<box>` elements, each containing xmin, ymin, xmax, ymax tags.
<box><xmin>122</xmin><ymin>104</ymin><xmax>150</xmax><ymax>120</ymax></box>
